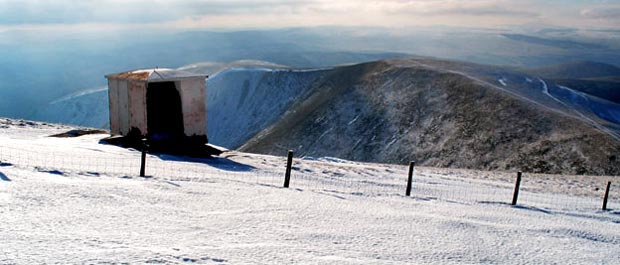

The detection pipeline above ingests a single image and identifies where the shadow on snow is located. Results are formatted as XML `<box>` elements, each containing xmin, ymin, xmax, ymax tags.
<box><xmin>155</xmin><ymin>153</ymin><xmax>255</xmax><ymax>172</ymax></box>
<box><xmin>0</xmin><ymin>171</ymin><xmax>10</xmax><ymax>181</ymax></box>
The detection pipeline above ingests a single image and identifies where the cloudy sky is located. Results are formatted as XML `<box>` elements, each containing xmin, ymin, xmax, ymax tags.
<box><xmin>1</xmin><ymin>0</ymin><xmax>619</xmax><ymax>31</ymax></box>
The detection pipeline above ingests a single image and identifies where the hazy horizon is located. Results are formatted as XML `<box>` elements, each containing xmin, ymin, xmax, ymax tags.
<box><xmin>1</xmin><ymin>0</ymin><xmax>619</xmax><ymax>31</ymax></box>
<box><xmin>1</xmin><ymin>1</ymin><xmax>619</xmax><ymax>120</ymax></box>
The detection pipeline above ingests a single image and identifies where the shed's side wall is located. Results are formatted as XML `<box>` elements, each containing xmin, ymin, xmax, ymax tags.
<box><xmin>176</xmin><ymin>78</ymin><xmax>207</xmax><ymax>138</ymax></box>
<box><xmin>107</xmin><ymin>79</ymin><xmax>121</xmax><ymax>135</ymax></box>
<box><xmin>127</xmin><ymin>80</ymin><xmax>147</xmax><ymax>136</ymax></box>
<box><xmin>118</xmin><ymin>79</ymin><xmax>130</xmax><ymax>135</ymax></box>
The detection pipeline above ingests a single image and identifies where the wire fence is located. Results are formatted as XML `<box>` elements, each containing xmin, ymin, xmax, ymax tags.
<box><xmin>0</xmin><ymin>143</ymin><xmax>617</xmax><ymax>213</ymax></box>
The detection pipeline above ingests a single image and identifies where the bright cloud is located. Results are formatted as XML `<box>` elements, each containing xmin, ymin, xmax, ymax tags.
<box><xmin>581</xmin><ymin>6</ymin><xmax>620</xmax><ymax>19</ymax></box>
<box><xmin>0</xmin><ymin>0</ymin><xmax>619</xmax><ymax>30</ymax></box>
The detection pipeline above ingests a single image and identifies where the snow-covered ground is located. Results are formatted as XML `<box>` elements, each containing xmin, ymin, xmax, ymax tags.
<box><xmin>0</xmin><ymin>118</ymin><xmax>619</xmax><ymax>264</ymax></box>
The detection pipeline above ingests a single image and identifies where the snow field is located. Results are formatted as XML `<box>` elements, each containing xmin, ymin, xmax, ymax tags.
<box><xmin>0</xmin><ymin>122</ymin><xmax>617</xmax><ymax>212</ymax></box>
<box><xmin>1</xmin><ymin>121</ymin><xmax>620</xmax><ymax>263</ymax></box>
<box><xmin>4</xmin><ymin>139</ymin><xmax>612</xmax><ymax>213</ymax></box>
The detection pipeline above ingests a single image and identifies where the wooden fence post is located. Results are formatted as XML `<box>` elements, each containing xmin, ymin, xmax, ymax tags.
<box><xmin>603</xmin><ymin>181</ymin><xmax>611</xmax><ymax>211</ymax></box>
<box><xmin>512</xmin><ymin>171</ymin><xmax>522</xmax><ymax>206</ymax></box>
<box><xmin>406</xmin><ymin>161</ymin><xmax>415</xmax><ymax>196</ymax></box>
<box><xmin>140</xmin><ymin>139</ymin><xmax>148</xmax><ymax>177</ymax></box>
<box><xmin>283</xmin><ymin>150</ymin><xmax>293</xmax><ymax>188</ymax></box>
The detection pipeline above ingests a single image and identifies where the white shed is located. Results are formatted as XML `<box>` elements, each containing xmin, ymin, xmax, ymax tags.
<box><xmin>105</xmin><ymin>68</ymin><xmax>208</xmax><ymax>145</ymax></box>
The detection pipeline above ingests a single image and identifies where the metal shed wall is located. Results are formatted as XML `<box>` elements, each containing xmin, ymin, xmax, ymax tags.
<box><xmin>127</xmin><ymin>80</ymin><xmax>147</xmax><ymax>136</ymax></box>
<box><xmin>106</xmin><ymin>69</ymin><xmax>208</xmax><ymax>141</ymax></box>
<box><xmin>118</xmin><ymin>79</ymin><xmax>130</xmax><ymax>135</ymax></box>
<box><xmin>107</xmin><ymin>78</ymin><xmax>120</xmax><ymax>135</ymax></box>
<box><xmin>176</xmin><ymin>78</ymin><xmax>207</xmax><ymax>137</ymax></box>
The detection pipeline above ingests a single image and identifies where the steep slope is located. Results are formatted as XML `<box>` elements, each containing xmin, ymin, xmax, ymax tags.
<box><xmin>241</xmin><ymin>59</ymin><xmax>620</xmax><ymax>175</ymax></box>
<box><xmin>33</xmin><ymin>87</ymin><xmax>110</xmax><ymax>129</ymax></box>
<box><xmin>205</xmin><ymin>67</ymin><xmax>326</xmax><ymax>148</ymax></box>
<box><xmin>405</xmin><ymin>58</ymin><xmax>620</xmax><ymax>136</ymax></box>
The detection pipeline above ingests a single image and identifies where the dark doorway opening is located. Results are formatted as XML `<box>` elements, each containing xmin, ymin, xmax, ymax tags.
<box><xmin>147</xmin><ymin>82</ymin><xmax>184</xmax><ymax>141</ymax></box>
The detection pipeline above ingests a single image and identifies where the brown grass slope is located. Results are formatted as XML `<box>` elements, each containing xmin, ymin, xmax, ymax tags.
<box><xmin>240</xmin><ymin>60</ymin><xmax>620</xmax><ymax>175</ymax></box>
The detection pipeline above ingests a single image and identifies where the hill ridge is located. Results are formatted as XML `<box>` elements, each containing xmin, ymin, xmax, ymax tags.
<box><xmin>241</xmin><ymin>59</ymin><xmax>620</xmax><ymax>175</ymax></box>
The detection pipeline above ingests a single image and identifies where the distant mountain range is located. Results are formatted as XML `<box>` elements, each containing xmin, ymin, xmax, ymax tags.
<box><xmin>524</xmin><ymin>61</ymin><xmax>620</xmax><ymax>79</ymax></box>
<box><xmin>4</xmin><ymin>27</ymin><xmax>620</xmax><ymax>119</ymax></box>
<box><xmin>32</xmin><ymin>58</ymin><xmax>620</xmax><ymax>175</ymax></box>
<box><xmin>501</xmin><ymin>34</ymin><xmax>605</xmax><ymax>50</ymax></box>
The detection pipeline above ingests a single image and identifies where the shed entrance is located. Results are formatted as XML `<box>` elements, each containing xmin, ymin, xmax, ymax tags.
<box><xmin>147</xmin><ymin>82</ymin><xmax>184</xmax><ymax>141</ymax></box>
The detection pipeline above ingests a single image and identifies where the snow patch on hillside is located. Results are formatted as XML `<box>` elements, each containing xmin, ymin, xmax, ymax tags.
<box><xmin>498</xmin><ymin>78</ymin><xmax>507</xmax><ymax>86</ymax></box>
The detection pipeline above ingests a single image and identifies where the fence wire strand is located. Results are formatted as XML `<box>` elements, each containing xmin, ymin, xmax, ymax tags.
<box><xmin>0</xmin><ymin>143</ymin><xmax>617</xmax><ymax>213</ymax></box>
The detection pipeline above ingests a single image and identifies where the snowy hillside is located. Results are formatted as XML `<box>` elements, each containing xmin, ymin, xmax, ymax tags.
<box><xmin>33</xmin><ymin>87</ymin><xmax>110</xmax><ymax>129</ymax></box>
<box><xmin>0</xmin><ymin>118</ymin><xmax>619</xmax><ymax>263</ymax></box>
<box><xmin>206</xmin><ymin>67</ymin><xmax>325</xmax><ymax>148</ymax></box>
<box><xmin>241</xmin><ymin>59</ymin><xmax>620</xmax><ymax>175</ymax></box>
<box><xmin>30</xmin><ymin>58</ymin><xmax>620</xmax><ymax>175</ymax></box>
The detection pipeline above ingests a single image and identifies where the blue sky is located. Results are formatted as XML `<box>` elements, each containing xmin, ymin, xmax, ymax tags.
<box><xmin>0</xmin><ymin>0</ymin><xmax>619</xmax><ymax>31</ymax></box>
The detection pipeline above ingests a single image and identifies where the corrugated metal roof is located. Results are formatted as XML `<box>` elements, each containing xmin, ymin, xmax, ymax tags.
<box><xmin>105</xmin><ymin>68</ymin><xmax>208</xmax><ymax>82</ymax></box>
